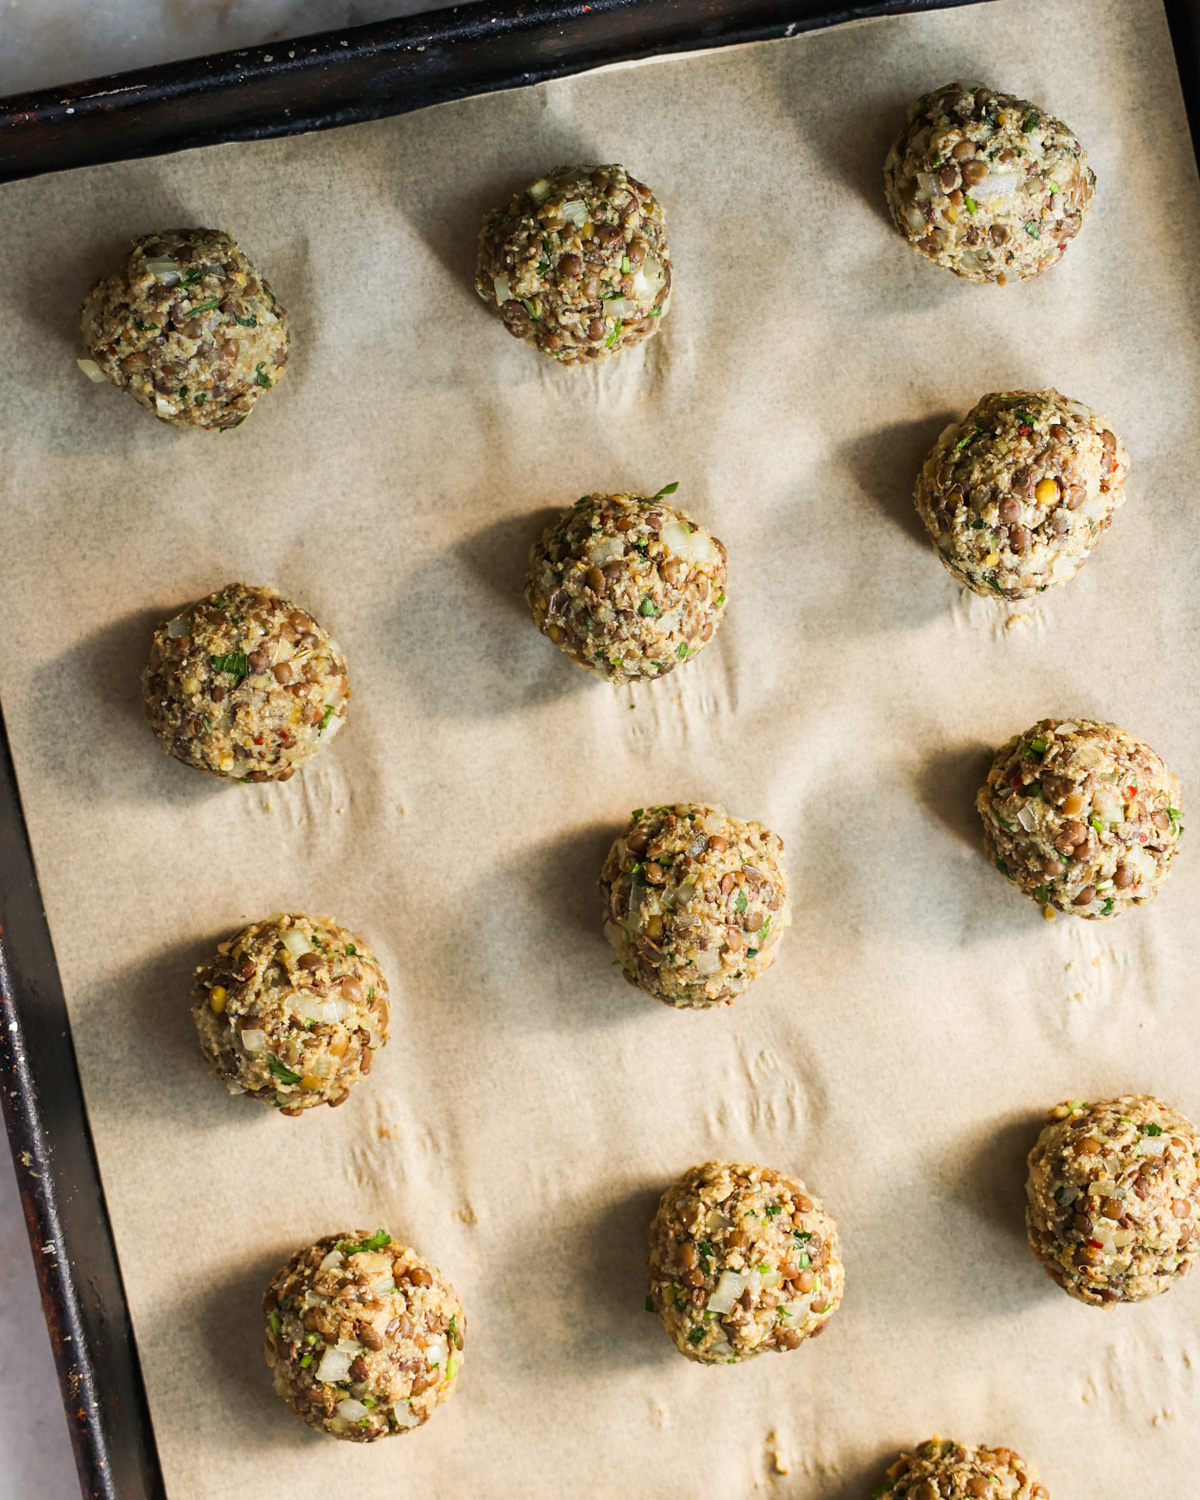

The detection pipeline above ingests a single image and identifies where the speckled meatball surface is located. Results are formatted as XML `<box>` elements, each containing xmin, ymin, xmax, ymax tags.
<box><xmin>475</xmin><ymin>164</ymin><xmax>671</xmax><ymax>363</ymax></box>
<box><xmin>874</xmin><ymin>1438</ymin><xmax>1048</xmax><ymax>1499</ymax></box>
<box><xmin>143</xmin><ymin>583</ymin><xmax>349</xmax><ymax>782</ymax></box>
<box><xmin>526</xmin><ymin>490</ymin><xmax>727</xmax><ymax>683</ymax></box>
<box><xmin>192</xmin><ymin>914</ymin><xmax>389</xmax><ymax>1114</ymax></box>
<box><xmin>977</xmin><ymin>719</ymin><xmax>1182</xmax><ymax>919</ymax></box>
<box><xmin>914</xmin><ymin>390</ymin><xmax>1128</xmax><ymax>599</ymax></box>
<box><xmin>599</xmin><ymin>803</ymin><xmax>788</xmax><ymax>1009</ymax></box>
<box><xmin>79</xmin><ymin>229</ymin><xmax>288</xmax><ymax>429</ymax></box>
<box><xmin>884</xmin><ymin>81</ymin><xmax>1093</xmax><ymax>283</ymax></box>
<box><xmin>647</xmin><ymin>1161</ymin><xmax>842</xmax><ymax>1364</ymax></box>
<box><xmin>1026</xmin><ymin>1095</ymin><xmax>1200</xmax><ymax>1307</ymax></box>
<box><xmin>265</xmin><ymin>1229</ymin><xmax>463</xmax><ymax>1439</ymax></box>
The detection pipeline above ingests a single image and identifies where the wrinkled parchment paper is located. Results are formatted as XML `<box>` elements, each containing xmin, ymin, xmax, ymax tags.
<box><xmin>2</xmin><ymin>1</ymin><xmax>1199</xmax><ymax>1493</ymax></box>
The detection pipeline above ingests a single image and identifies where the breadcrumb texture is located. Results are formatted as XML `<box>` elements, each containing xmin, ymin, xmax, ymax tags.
<box><xmin>475</xmin><ymin>164</ymin><xmax>671</xmax><ymax>363</ymax></box>
<box><xmin>1026</xmin><ymin>1095</ymin><xmax>1200</xmax><ymax>1306</ymax></box>
<box><xmin>265</xmin><ymin>1231</ymin><xmax>463</xmax><ymax>1440</ymax></box>
<box><xmin>599</xmin><ymin>802</ymin><xmax>788</xmax><ymax>1008</ymax></box>
<box><xmin>143</xmin><ymin>582</ymin><xmax>349</xmax><ymax>782</ymax></box>
<box><xmin>80</xmin><ymin>228</ymin><xmax>289</xmax><ymax>429</ymax></box>
<box><xmin>914</xmin><ymin>390</ymin><xmax>1128</xmax><ymax>599</ymax></box>
<box><xmin>647</xmin><ymin>1161</ymin><xmax>842</xmax><ymax>1364</ymax></box>
<box><xmin>192</xmin><ymin>914</ymin><xmax>389</xmax><ymax>1113</ymax></box>
<box><xmin>526</xmin><ymin>492</ymin><xmax>727</xmax><ymax>683</ymax></box>
<box><xmin>977</xmin><ymin>718</ymin><xmax>1182</xmax><ymax>919</ymax></box>
<box><xmin>884</xmin><ymin>81</ymin><xmax>1093</xmax><ymax>283</ymax></box>
<box><xmin>876</xmin><ymin>1437</ymin><xmax>1048</xmax><ymax>1498</ymax></box>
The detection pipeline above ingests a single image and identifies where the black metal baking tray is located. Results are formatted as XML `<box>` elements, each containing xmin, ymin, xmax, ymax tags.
<box><xmin>1</xmin><ymin>1</ymin><xmax>1198</xmax><ymax>1495</ymax></box>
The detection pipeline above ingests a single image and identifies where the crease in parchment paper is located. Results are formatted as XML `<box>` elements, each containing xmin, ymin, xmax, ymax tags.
<box><xmin>1</xmin><ymin>0</ymin><xmax>1199</xmax><ymax>1494</ymax></box>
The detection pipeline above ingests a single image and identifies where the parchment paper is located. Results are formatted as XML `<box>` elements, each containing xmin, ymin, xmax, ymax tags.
<box><xmin>1</xmin><ymin>1</ymin><xmax>1199</xmax><ymax>1494</ymax></box>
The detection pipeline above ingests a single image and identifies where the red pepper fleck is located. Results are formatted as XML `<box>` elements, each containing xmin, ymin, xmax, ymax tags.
<box><xmin>253</xmin><ymin>734</ymin><xmax>264</xmax><ymax>745</ymax></box>
<box><xmin>1126</xmin><ymin>786</ymin><xmax>1137</xmax><ymax>798</ymax></box>
<box><xmin>1086</xmin><ymin>1238</ymin><xmax>1104</xmax><ymax>1250</ymax></box>
<box><xmin>1010</xmin><ymin>772</ymin><xmax>1023</xmax><ymax>788</ymax></box>
<box><xmin>1018</xmin><ymin>425</ymin><xmax>1032</xmax><ymax>436</ymax></box>
<box><xmin>1139</xmin><ymin>833</ymin><xmax>1149</xmax><ymax>843</ymax></box>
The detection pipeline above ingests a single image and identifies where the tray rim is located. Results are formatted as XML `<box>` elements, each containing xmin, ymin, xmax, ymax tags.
<box><xmin>1</xmin><ymin>0</ymin><xmax>1198</xmax><ymax>1495</ymax></box>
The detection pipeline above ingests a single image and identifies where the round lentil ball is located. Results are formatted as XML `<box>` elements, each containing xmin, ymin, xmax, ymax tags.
<box><xmin>884</xmin><ymin>81</ymin><xmax>1094</xmax><ymax>284</ymax></box>
<box><xmin>647</xmin><ymin>1161</ymin><xmax>843</xmax><ymax>1364</ymax></box>
<box><xmin>192</xmin><ymin>914</ymin><xmax>389</xmax><ymax>1114</ymax></box>
<box><xmin>264</xmin><ymin>1229</ymin><xmax>464</xmax><ymax>1440</ymax></box>
<box><xmin>79</xmin><ymin>228</ymin><xmax>289</xmax><ymax>429</ymax></box>
<box><xmin>977</xmin><ymin>718</ymin><xmax>1182</xmax><ymax>919</ymax></box>
<box><xmin>475</xmin><ymin>164</ymin><xmax>671</xmax><ymax>363</ymax></box>
<box><xmin>142</xmin><ymin>582</ymin><xmax>349</xmax><ymax>782</ymax></box>
<box><xmin>875</xmin><ymin>1437</ymin><xmax>1048</xmax><ymax>1499</ymax></box>
<box><xmin>914</xmin><ymin>390</ymin><xmax>1128</xmax><ymax>599</ymax></box>
<box><xmin>1026</xmin><ymin>1094</ymin><xmax>1200</xmax><ymax>1306</ymax></box>
<box><xmin>599</xmin><ymin>803</ymin><xmax>788</xmax><ymax>1009</ymax></box>
<box><xmin>526</xmin><ymin>491</ymin><xmax>727</xmax><ymax>683</ymax></box>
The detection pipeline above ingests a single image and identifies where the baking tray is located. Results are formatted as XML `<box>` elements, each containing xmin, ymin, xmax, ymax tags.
<box><xmin>1</xmin><ymin>1</ymin><xmax>1198</xmax><ymax>1495</ymax></box>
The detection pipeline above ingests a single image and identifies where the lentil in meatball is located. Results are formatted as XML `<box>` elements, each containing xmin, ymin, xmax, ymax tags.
<box><xmin>192</xmin><ymin>914</ymin><xmax>389</xmax><ymax>1113</ymax></box>
<box><xmin>1025</xmin><ymin>1094</ymin><xmax>1200</xmax><ymax>1306</ymax></box>
<box><xmin>874</xmin><ymin>1437</ymin><xmax>1048</xmax><ymax>1499</ymax></box>
<box><xmin>475</xmin><ymin>164</ymin><xmax>671</xmax><ymax>363</ymax></box>
<box><xmin>977</xmin><ymin>718</ymin><xmax>1182</xmax><ymax>919</ymax></box>
<box><xmin>265</xmin><ymin>1229</ymin><xmax>463</xmax><ymax>1439</ymax></box>
<box><xmin>647</xmin><ymin>1161</ymin><xmax>842</xmax><ymax>1364</ymax></box>
<box><xmin>885</xmin><ymin>82</ymin><xmax>1093</xmax><ymax>284</ymax></box>
<box><xmin>914</xmin><ymin>390</ymin><xmax>1128</xmax><ymax>599</ymax></box>
<box><xmin>526</xmin><ymin>490</ymin><xmax>727</xmax><ymax>683</ymax></box>
<box><xmin>599</xmin><ymin>803</ymin><xmax>788</xmax><ymax>1009</ymax></box>
<box><xmin>79</xmin><ymin>228</ymin><xmax>289</xmax><ymax>429</ymax></box>
<box><xmin>143</xmin><ymin>583</ymin><xmax>349</xmax><ymax>782</ymax></box>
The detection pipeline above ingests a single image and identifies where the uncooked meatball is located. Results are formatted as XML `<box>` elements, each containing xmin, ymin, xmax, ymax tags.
<box><xmin>874</xmin><ymin>1437</ymin><xmax>1048</xmax><ymax>1499</ymax></box>
<box><xmin>885</xmin><ymin>81</ymin><xmax>1094</xmax><ymax>283</ymax></box>
<box><xmin>143</xmin><ymin>583</ymin><xmax>349</xmax><ymax>782</ymax></box>
<box><xmin>914</xmin><ymin>390</ymin><xmax>1128</xmax><ymax>599</ymax></box>
<box><xmin>265</xmin><ymin>1229</ymin><xmax>463</xmax><ymax>1439</ymax></box>
<box><xmin>475</xmin><ymin>164</ymin><xmax>671</xmax><ymax>363</ymax></box>
<box><xmin>599</xmin><ymin>803</ymin><xmax>788</xmax><ymax>1009</ymax></box>
<box><xmin>192</xmin><ymin>914</ymin><xmax>389</xmax><ymax>1114</ymax></box>
<box><xmin>977</xmin><ymin>718</ymin><xmax>1182</xmax><ymax>919</ymax></box>
<box><xmin>526</xmin><ymin>490</ymin><xmax>727</xmax><ymax>683</ymax></box>
<box><xmin>1026</xmin><ymin>1095</ymin><xmax>1200</xmax><ymax>1306</ymax></box>
<box><xmin>647</xmin><ymin>1161</ymin><xmax>842</xmax><ymax>1364</ymax></box>
<box><xmin>79</xmin><ymin>228</ymin><xmax>289</xmax><ymax>429</ymax></box>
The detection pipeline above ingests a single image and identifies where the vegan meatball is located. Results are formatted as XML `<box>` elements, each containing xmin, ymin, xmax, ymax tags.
<box><xmin>914</xmin><ymin>390</ymin><xmax>1128</xmax><ymax>599</ymax></box>
<box><xmin>79</xmin><ymin>228</ymin><xmax>289</xmax><ymax>429</ymax></box>
<box><xmin>192</xmin><ymin>914</ymin><xmax>388</xmax><ymax>1114</ymax></box>
<box><xmin>599</xmin><ymin>803</ymin><xmax>788</xmax><ymax>1009</ymax></box>
<box><xmin>647</xmin><ymin>1161</ymin><xmax>843</xmax><ymax>1364</ymax></box>
<box><xmin>526</xmin><ymin>489</ymin><xmax>727</xmax><ymax>683</ymax></box>
<box><xmin>884</xmin><ymin>81</ymin><xmax>1094</xmax><ymax>283</ymax></box>
<box><xmin>475</xmin><ymin>164</ymin><xmax>671</xmax><ymax>363</ymax></box>
<box><xmin>874</xmin><ymin>1437</ymin><xmax>1048</xmax><ymax>1499</ymax></box>
<box><xmin>143</xmin><ymin>583</ymin><xmax>349</xmax><ymax>782</ymax></box>
<box><xmin>1025</xmin><ymin>1095</ymin><xmax>1200</xmax><ymax>1306</ymax></box>
<box><xmin>265</xmin><ymin>1229</ymin><xmax>463</xmax><ymax>1439</ymax></box>
<box><xmin>977</xmin><ymin>719</ymin><xmax>1181</xmax><ymax>919</ymax></box>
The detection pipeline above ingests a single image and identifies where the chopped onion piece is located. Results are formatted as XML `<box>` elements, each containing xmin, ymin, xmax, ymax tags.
<box><xmin>319</xmin><ymin>1249</ymin><xmax>345</xmax><ymax>1272</ymax></box>
<box><xmin>605</xmin><ymin>297</ymin><xmax>638</xmax><ymax>319</ymax></box>
<box><xmin>312</xmin><ymin>1054</ymin><xmax>336</xmax><ymax>1079</ymax></box>
<box><xmin>1141</xmin><ymin>1133</ymin><xmax>1167</xmax><ymax>1156</ymax></box>
<box><xmin>527</xmin><ymin>178</ymin><xmax>550</xmax><ymax>205</ymax></box>
<box><xmin>747</xmin><ymin>1267</ymin><xmax>762</xmax><ymax>1298</ymax></box>
<box><xmin>693</xmin><ymin>950</ymin><xmax>720</xmax><ymax>975</ymax></box>
<box><xmin>319</xmin><ymin>998</ymin><xmax>354</xmax><ymax>1024</ymax></box>
<box><xmin>424</xmin><ymin>1336</ymin><xmax>449</xmax><ymax>1368</ymax></box>
<box><xmin>371</xmin><ymin>1276</ymin><xmax>396</xmax><ymax>1296</ymax></box>
<box><xmin>166</xmin><ymin>614</ymin><xmax>190</xmax><ymax>638</ymax></box>
<box><xmin>1056</xmin><ymin>723</ymin><xmax>1077</xmax><ymax>735</ymax></box>
<box><xmin>337</xmin><ymin>1398</ymin><xmax>370</xmax><ymax>1421</ymax></box>
<box><xmin>493</xmin><ymin>274</ymin><xmax>512</xmax><ymax>304</ymax></box>
<box><xmin>316</xmin><ymin>1345</ymin><xmax>354</xmax><ymax>1384</ymax></box>
<box><xmin>393</xmin><ymin>1402</ymin><xmax>419</xmax><ymax>1429</ymax></box>
<box><xmin>77</xmin><ymin>357</ymin><xmax>106</xmax><ymax>383</ymax></box>
<box><xmin>706</xmin><ymin>1269</ymin><xmax>747</xmax><ymax>1314</ymax></box>
<box><xmin>282</xmin><ymin>928</ymin><xmax>311</xmax><ymax>958</ymax></box>
<box><xmin>154</xmin><ymin>393</ymin><xmax>174</xmax><ymax>417</ymax></box>
<box><xmin>1091</xmin><ymin>789</ymin><xmax>1122</xmax><ymax>823</ymax></box>
<box><xmin>1123</xmin><ymin>846</ymin><xmax>1157</xmax><ymax>885</ymax></box>
<box><xmin>302</xmin><ymin>1289</ymin><xmax>328</xmax><ymax>1308</ymax></box>
<box><xmin>142</xmin><ymin>255</ymin><xmax>180</xmax><ymax>284</ymax></box>
<box><xmin>1016</xmin><ymin>802</ymin><xmax>1039</xmax><ymax>833</ymax></box>
<box><xmin>759</xmin><ymin>1268</ymin><xmax>783</xmax><ymax>1291</ymax></box>
<box><xmin>589</xmin><ymin>535</ymin><xmax>625</xmax><ymax>568</ymax></box>
<box><xmin>562</xmin><ymin>198</ymin><xmax>588</xmax><ymax>228</ymax></box>
<box><xmin>239</xmin><ymin>1028</ymin><xmax>266</xmax><ymax>1052</ymax></box>
<box><xmin>660</xmin><ymin>519</ymin><xmax>717</xmax><ymax>567</ymax></box>
<box><xmin>970</xmin><ymin>171</ymin><xmax>1019</xmax><ymax>201</ymax></box>
<box><xmin>631</xmin><ymin>256</ymin><xmax>666</xmax><ymax>299</ymax></box>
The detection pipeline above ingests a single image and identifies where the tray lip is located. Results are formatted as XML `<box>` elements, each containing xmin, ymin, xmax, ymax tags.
<box><xmin>1</xmin><ymin>0</ymin><xmax>1198</xmax><ymax>1495</ymax></box>
<box><xmin>0</xmin><ymin>0</ymin><xmax>999</xmax><ymax>185</ymax></box>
